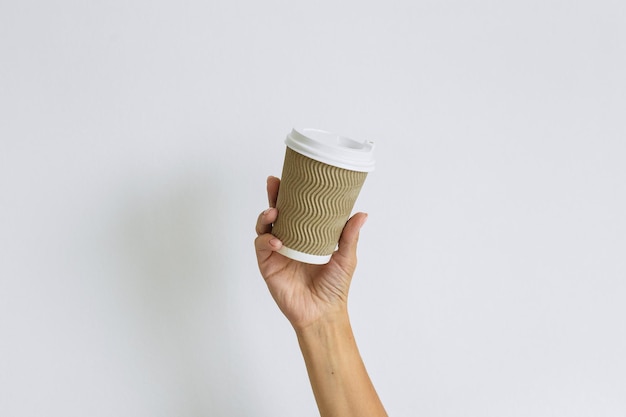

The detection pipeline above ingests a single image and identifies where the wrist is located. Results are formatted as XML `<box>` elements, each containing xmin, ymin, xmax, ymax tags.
<box><xmin>293</xmin><ymin>309</ymin><xmax>351</xmax><ymax>339</ymax></box>
<box><xmin>295</xmin><ymin>310</ymin><xmax>356</xmax><ymax>368</ymax></box>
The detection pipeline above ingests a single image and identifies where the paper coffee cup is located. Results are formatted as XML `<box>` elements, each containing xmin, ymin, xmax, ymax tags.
<box><xmin>272</xmin><ymin>128</ymin><xmax>375</xmax><ymax>264</ymax></box>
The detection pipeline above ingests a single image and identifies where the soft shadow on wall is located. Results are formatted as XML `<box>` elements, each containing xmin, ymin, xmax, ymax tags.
<box><xmin>110</xmin><ymin>163</ymin><xmax>256</xmax><ymax>416</ymax></box>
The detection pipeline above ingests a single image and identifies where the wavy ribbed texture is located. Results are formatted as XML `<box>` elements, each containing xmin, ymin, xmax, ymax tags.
<box><xmin>273</xmin><ymin>147</ymin><xmax>368</xmax><ymax>257</ymax></box>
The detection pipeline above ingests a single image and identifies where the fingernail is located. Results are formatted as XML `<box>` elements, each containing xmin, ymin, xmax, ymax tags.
<box><xmin>263</xmin><ymin>207</ymin><xmax>273</xmax><ymax>215</ymax></box>
<box><xmin>270</xmin><ymin>238</ymin><xmax>282</xmax><ymax>248</ymax></box>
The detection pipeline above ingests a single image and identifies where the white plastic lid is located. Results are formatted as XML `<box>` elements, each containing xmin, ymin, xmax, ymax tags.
<box><xmin>285</xmin><ymin>128</ymin><xmax>375</xmax><ymax>172</ymax></box>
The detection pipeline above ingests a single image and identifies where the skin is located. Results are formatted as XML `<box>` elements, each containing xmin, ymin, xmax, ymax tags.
<box><xmin>254</xmin><ymin>176</ymin><xmax>388</xmax><ymax>417</ymax></box>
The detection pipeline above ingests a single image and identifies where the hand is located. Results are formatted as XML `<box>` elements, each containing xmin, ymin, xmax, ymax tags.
<box><xmin>254</xmin><ymin>176</ymin><xmax>368</xmax><ymax>331</ymax></box>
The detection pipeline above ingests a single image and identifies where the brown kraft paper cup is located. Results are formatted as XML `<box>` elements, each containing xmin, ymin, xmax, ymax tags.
<box><xmin>272</xmin><ymin>128</ymin><xmax>375</xmax><ymax>264</ymax></box>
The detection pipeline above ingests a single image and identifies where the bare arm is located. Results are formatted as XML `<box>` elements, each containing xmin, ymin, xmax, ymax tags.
<box><xmin>297</xmin><ymin>315</ymin><xmax>387</xmax><ymax>417</ymax></box>
<box><xmin>254</xmin><ymin>176</ymin><xmax>387</xmax><ymax>417</ymax></box>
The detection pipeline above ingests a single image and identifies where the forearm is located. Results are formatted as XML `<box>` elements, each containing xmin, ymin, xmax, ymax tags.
<box><xmin>295</xmin><ymin>313</ymin><xmax>388</xmax><ymax>417</ymax></box>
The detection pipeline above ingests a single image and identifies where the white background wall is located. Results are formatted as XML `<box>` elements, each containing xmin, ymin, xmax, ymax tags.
<box><xmin>1</xmin><ymin>0</ymin><xmax>625</xmax><ymax>416</ymax></box>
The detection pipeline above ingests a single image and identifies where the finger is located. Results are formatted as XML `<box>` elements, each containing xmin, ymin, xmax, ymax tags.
<box><xmin>256</xmin><ymin>207</ymin><xmax>278</xmax><ymax>236</ymax></box>
<box><xmin>254</xmin><ymin>233</ymin><xmax>283</xmax><ymax>264</ymax></box>
<box><xmin>267</xmin><ymin>176</ymin><xmax>280</xmax><ymax>208</ymax></box>
<box><xmin>336</xmin><ymin>212</ymin><xmax>368</xmax><ymax>259</ymax></box>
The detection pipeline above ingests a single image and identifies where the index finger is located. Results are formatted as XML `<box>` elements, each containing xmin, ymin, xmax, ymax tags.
<box><xmin>267</xmin><ymin>176</ymin><xmax>280</xmax><ymax>207</ymax></box>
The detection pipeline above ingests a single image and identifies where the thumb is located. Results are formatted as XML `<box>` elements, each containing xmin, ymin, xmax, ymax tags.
<box><xmin>336</xmin><ymin>212</ymin><xmax>368</xmax><ymax>259</ymax></box>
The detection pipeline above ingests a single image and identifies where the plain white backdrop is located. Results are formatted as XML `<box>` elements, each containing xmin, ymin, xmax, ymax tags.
<box><xmin>1</xmin><ymin>0</ymin><xmax>625</xmax><ymax>416</ymax></box>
